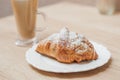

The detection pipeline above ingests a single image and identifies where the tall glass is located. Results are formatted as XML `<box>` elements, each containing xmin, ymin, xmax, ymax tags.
<box><xmin>96</xmin><ymin>0</ymin><xmax>116</xmax><ymax>15</ymax></box>
<box><xmin>11</xmin><ymin>0</ymin><xmax>46</xmax><ymax>46</ymax></box>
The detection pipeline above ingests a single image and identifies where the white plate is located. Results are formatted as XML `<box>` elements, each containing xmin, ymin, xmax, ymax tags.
<box><xmin>25</xmin><ymin>41</ymin><xmax>111</xmax><ymax>73</ymax></box>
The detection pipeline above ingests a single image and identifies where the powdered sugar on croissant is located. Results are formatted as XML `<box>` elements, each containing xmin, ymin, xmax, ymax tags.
<box><xmin>36</xmin><ymin>27</ymin><xmax>98</xmax><ymax>63</ymax></box>
<box><xmin>47</xmin><ymin>27</ymin><xmax>88</xmax><ymax>54</ymax></box>
<box><xmin>59</xmin><ymin>27</ymin><xmax>69</xmax><ymax>41</ymax></box>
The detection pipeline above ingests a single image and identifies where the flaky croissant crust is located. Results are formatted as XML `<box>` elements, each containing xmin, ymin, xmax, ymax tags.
<box><xmin>36</xmin><ymin>37</ymin><xmax>98</xmax><ymax>63</ymax></box>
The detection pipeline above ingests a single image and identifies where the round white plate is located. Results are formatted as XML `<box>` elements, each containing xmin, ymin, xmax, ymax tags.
<box><xmin>25</xmin><ymin>41</ymin><xmax>111</xmax><ymax>73</ymax></box>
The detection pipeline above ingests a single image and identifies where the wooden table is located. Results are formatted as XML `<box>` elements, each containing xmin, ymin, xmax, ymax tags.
<box><xmin>0</xmin><ymin>2</ymin><xmax>120</xmax><ymax>80</ymax></box>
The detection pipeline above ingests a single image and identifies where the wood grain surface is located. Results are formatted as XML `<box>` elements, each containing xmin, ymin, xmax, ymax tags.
<box><xmin>0</xmin><ymin>2</ymin><xmax>120</xmax><ymax>80</ymax></box>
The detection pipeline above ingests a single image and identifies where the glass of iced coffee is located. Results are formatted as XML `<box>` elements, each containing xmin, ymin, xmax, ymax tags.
<box><xmin>11</xmin><ymin>0</ymin><xmax>47</xmax><ymax>46</ymax></box>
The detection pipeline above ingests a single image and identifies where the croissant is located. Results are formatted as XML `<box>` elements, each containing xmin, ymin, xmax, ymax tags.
<box><xmin>36</xmin><ymin>27</ymin><xmax>98</xmax><ymax>63</ymax></box>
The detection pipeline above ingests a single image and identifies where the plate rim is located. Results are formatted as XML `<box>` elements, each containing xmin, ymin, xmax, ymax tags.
<box><xmin>25</xmin><ymin>41</ymin><xmax>111</xmax><ymax>73</ymax></box>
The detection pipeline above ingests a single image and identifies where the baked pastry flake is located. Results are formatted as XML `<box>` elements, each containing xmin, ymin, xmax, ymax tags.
<box><xmin>36</xmin><ymin>27</ymin><xmax>98</xmax><ymax>63</ymax></box>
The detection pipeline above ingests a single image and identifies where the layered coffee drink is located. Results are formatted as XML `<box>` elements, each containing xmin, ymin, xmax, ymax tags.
<box><xmin>11</xmin><ymin>0</ymin><xmax>38</xmax><ymax>40</ymax></box>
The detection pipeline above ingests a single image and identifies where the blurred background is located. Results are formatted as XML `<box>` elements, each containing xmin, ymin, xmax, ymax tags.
<box><xmin>0</xmin><ymin>0</ymin><xmax>120</xmax><ymax>18</ymax></box>
<box><xmin>0</xmin><ymin>0</ymin><xmax>94</xmax><ymax>18</ymax></box>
